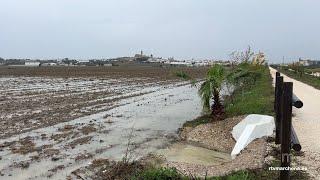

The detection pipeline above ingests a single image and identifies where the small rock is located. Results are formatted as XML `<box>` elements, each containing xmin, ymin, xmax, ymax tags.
<box><xmin>51</xmin><ymin>156</ymin><xmax>60</xmax><ymax>161</ymax></box>
<box><xmin>20</xmin><ymin>161</ymin><xmax>30</xmax><ymax>169</ymax></box>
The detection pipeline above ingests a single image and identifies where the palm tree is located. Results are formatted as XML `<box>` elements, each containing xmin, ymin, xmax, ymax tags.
<box><xmin>199</xmin><ymin>64</ymin><xmax>225</xmax><ymax>119</ymax></box>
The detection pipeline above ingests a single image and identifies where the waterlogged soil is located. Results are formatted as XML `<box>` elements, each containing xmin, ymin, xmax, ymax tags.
<box><xmin>157</xmin><ymin>143</ymin><xmax>232</xmax><ymax>166</ymax></box>
<box><xmin>169</xmin><ymin>116</ymin><xmax>268</xmax><ymax>177</ymax></box>
<box><xmin>0</xmin><ymin>66</ymin><xmax>207</xmax><ymax>138</ymax></box>
<box><xmin>0</xmin><ymin>66</ymin><xmax>206</xmax><ymax>179</ymax></box>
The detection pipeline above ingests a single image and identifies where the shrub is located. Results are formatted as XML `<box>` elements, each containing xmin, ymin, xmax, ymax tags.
<box><xmin>175</xmin><ymin>71</ymin><xmax>190</xmax><ymax>80</ymax></box>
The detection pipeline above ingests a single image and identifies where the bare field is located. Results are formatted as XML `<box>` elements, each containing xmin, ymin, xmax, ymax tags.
<box><xmin>0</xmin><ymin>66</ymin><xmax>206</xmax><ymax>179</ymax></box>
<box><xmin>0</xmin><ymin>66</ymin><xmax>207</xmax><ymax>137</ymax></box>
<box><xmin>0</xmin><ymin>66</ymin><xmax>207</xmax><ymax>78</ymax></box>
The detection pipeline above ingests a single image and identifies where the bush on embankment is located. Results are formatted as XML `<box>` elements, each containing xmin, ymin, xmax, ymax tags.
<box><xmin>224</xmin><ymin>64</ymin><xmax>274</xmax><ymax>117</ymax></box>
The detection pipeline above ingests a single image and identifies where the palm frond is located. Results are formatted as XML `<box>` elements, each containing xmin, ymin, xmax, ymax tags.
<box><xmin>198</xmin><ymin>80</ymin><xmax>212</xmax><ymax>111</ymax></box>
<box><xmin>198</xmin><ymin>64</ymin><xmax>226</xmax><ymax>112</ymax></box>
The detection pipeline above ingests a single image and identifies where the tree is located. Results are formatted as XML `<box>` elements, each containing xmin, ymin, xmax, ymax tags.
<box><xmin>229</xmin><ymin>46</ymin><xmax>254</xmax><ymax>64</ymax></box>
<box><xmin>242</xmin><ymin>46</ymin><xmax>254</xmax><ymax>63</ymax></box>
<box><xmin>199</xmin><ymin>64</ymin><xmax>225</xmax><ymax>120</ymax></box>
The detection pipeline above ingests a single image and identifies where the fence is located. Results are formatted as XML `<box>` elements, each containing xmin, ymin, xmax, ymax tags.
<box><xmin>274</xmin><ymin>72</ymin><xmax>303</xmax><ymax>180</ymax></box>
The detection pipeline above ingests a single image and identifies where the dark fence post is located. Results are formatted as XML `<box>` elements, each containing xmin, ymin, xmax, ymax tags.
<box><xmin>275</xmin><ymin>72</ymin><xmax>280</xmax><ymax>110</ymax></box>
<box><xmin>275</xmin><ymin>74</ymin><xmax>283</xmax><ymax>144</ymax></box>
<box><xmin>291</xmin><ymin>126</ymin><xmax>302</xmax><ymax>151</ymax></box>
<box><xmin>280</xmin><ymin>82</ymin><xmax>293</xmax><ymax>180</ymax></box>
<box><xmin>274</xmin><ymin>72</ymin><xmax>280</xmax><ymax>111</ymax></box>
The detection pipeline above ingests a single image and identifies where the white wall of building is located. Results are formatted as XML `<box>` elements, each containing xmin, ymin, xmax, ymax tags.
<box><xmin>25</xmin><ymin>62</ymin><xmax>40</xmax><ymax>67</ymax></box>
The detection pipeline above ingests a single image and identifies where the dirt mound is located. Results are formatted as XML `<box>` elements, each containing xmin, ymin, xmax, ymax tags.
<box><xmin>181</xmin><ymin>116</ymin><xmax>246</xmax><ymax>153</ymax></box>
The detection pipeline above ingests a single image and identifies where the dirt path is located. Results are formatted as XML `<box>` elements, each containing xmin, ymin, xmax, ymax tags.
<box><xmin>270</xmin><ymin>67</ymin><xmax>320</xmax><ymax>179</ymax></box>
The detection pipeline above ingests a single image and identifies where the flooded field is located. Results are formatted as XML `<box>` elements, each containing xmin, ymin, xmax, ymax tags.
<box><xmin>0</xmin><ymin>66</ymin><xmax>207</xmax><ymax>179</ymax></box>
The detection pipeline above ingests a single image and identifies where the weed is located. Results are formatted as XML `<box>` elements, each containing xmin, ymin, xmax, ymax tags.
<box><xmin>176</xmin><ymin>71</ymin><xmax>190</xmax><ymax>80</ymax></box>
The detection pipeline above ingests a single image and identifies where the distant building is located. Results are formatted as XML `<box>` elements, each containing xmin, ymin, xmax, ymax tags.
<box><xmin>134</xmin><ymin>51</ymin><xmax>150</xmax><ymax>62</ymax></box>
<box><xmin>0</xmin><ymin>59</ymin><xmax>4</xmax><ymax>66</ymax></box>
<box><xmin>147</xmin><ymin>57</ymin><xmax>164</xmax><ymax>63</ymax></box>
<box><xmin>103</xmin><ymin>63</ymin><xmax>112</xmax><ymax>67</ymax></box>
<box><xmin>25</xmin><ymin>61</ymin><xmax>40</xmax><ymax>67</ymax></box>
<box><xmin>169</xmin><ymin>61</ymin><xmax>190</xmax><ymax>66</ymax></box>
<box><xmin>41</xmin><ymin>62</ymin><xmax>57</xmax><ymax>66</ymax></box>
<box><xmin>298</xmin><ymin>58</ymin><xmax>320</xmax><ymax>66</ymax></box>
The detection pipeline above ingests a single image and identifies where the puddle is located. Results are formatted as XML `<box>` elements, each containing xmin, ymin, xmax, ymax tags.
<box><xmin>157</xmin><ymin>143</ymin><xmax>232</xmax><ymax>166</ymax></box>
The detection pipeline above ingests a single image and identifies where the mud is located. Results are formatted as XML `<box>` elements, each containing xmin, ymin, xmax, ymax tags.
<box><xmin>79</xmin><ymin>125</ymin><xmax>97</xmax><ymax>135</ymax></box>
<box><xmin>67</xmin><ymin>136</ymin><xmax>93</xmax><ymax>149</ymax></box>
<box><xmin>0</xmin><ymin>66</ymin><xmax>207</xmax><ymax>138</ymax></box>
<box><xmin>0</xmin><ymin>66</ymin><xmax>207</xmax><ymax>179</ymax></box>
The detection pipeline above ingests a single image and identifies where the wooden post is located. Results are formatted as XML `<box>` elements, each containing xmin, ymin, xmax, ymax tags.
<box><xmin>274</xmin><ymin>72</ymin><xmax>280</xmax><ymax>111</ymax></box>
<box><xmin>275</xmin><ymin>75</ymin><xmax>283</xmax><ymax>144</ymax></box>
<box><xmin>280</xmin><ymin>82</ymin><xmax>293</xmax><ymax>180</ymax></box>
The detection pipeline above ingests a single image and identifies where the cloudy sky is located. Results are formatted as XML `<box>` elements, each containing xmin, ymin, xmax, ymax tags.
<box><xmin>0</xmin><ymin>0</ymin><xmax>319</xmax><ymax>62</ymax></box>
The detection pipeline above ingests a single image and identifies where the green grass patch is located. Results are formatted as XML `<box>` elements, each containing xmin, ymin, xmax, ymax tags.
<box><xmin>224</xmin><ymin>66</ymin><xmax>274</xmax><ymax>117</ymax></box>
<box><xmin>132</xmin><ymin>167</ymin><xmax>184</xmax><ymax>180</ymax></box>
<box><xmin>132</xmin><ymin>167</ymin><xmax>258</xmax><ymax>180</ymax></box>
<box><xmin>132</xmin><ymin>167</ymin><xmax>299</xmax><ymax>180</ymax></box>
<box><xmin>175</xmin><ymin>71</ymin><xmax>190</xmax><ymax>80</ymax></box>
<box><xmin>208</xmin><ymin>170</ymin><xmax>256</xmax><ymax>180</ymax></box>
<box><xmin>276</xmin><ymin>67</ymin><xmax>320</xmax><ymax>90</ymax></box>
<box><xmin>182</xmin><ymin>114</ymin><xmax>212</xmax><ymax>128</ymax></box>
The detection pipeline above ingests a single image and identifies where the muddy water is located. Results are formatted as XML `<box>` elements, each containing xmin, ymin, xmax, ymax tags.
<box><xmin>158</xmin><ymin>143</ymin><xmax>231</xmax><ymax>166</ymax></box>
<box><xmin>0</xmin><ymin>83</ymin><xmax>206</xmax><ymax>179</ymax></box>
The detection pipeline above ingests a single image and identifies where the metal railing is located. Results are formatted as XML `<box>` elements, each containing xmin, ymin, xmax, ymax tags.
<box><xmin>274</xmin><ymin>72</ymin><xmax>303</xmax><ymax>180</ymax></box>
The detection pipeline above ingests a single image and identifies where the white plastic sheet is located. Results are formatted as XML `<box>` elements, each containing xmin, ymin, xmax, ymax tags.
<box><xmin>231</xmin><ymin>114</ymin><xmax>275</xmax><ymax>159</ymax></box>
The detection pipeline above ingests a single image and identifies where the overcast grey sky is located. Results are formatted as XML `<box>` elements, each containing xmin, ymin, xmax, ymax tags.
<box><xmin>0</xmin><ymin>0</ymin><xmax>319</xmax><ymax>62</ymax></box>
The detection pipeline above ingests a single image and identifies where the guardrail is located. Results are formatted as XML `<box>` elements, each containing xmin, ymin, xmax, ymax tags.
<box><xmin>274</xmin><ymin>72</ymin><xmax>303</xmax><ymax>180</ymax></box>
